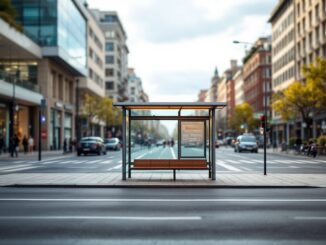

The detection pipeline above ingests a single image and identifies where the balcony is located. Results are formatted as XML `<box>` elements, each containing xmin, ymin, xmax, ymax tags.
<box><xmin>0</xmin><ymin>70</ymin><xmax>41</xmax><ymax>94</ymax></box>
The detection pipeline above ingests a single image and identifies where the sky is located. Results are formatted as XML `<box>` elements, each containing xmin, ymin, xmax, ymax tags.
<box><xmin>89</xmin><ymin>0</ymin><xmax>278</xmax><ymax>102</ymax></box>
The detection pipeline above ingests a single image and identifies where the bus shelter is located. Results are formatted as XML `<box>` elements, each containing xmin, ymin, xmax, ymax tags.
<box><xmin>113</xmin><ymin>102</ymin><xmax>227</xmax><ymax>181</ymax></box>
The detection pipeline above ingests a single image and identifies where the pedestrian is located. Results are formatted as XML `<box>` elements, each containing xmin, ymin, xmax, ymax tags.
<box><xmin>63</xmin><ymin>138</ymin><xmax>67</xmax><ymax>153</ymax></box>
<box><xmin>22</xmin><ymin>135</ymin><xmax>28</xmax><ymax>154</ymax></box>
<box><xmin>13</xmin><ymin>134</ymin><xmax>20</xmax><ymax>157</ymax></box>
<box><xmin>69</xmin><ymin>138</ymin><xmax>73</xmax><ymax>152</ymax></box>
<box><xmin>28</xmin><ymin>136</ymin><xmax>34</xmax><ymax>152</ymax></box>
<box><xmin>0</xmin><ymin>134</ymin><xmax>4</xmax><ymax>155</ymax></box>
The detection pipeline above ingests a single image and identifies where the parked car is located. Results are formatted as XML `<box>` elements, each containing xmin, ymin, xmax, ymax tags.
<box><xmin>234</xmin><ymin>134</ymin><xmax>258</xmax><ymax>153</ymax></box>
<box><xmin>104</xmin><ymin>137</ymin><xmax>121</xmax><ymax>151</ymax></box>
<box><xmin>77</xmin><ymin>137</ymin><xmax>106</xmax><ymax>156</ymax></box>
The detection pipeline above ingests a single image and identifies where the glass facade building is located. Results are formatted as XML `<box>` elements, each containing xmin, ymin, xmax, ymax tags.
<box><xmin>12</xmin><ymin>0</ymin><xmax>87</xmax><ymax>75</ymax></box>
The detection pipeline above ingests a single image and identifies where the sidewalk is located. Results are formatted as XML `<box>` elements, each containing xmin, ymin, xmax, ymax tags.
<box><xmin>267</xmin><ymin>147</ymin><xmax>326</xmax><ymax>160</ymax></box>
<box><xmin>1</xmin><ymin>172</ymin><xmax>325</xmax><ymax>187</ymax></box>
<box><xmin>0</xmin><ymin>150</ymin><xmax>74</xmax><ymax>161</ymax></box>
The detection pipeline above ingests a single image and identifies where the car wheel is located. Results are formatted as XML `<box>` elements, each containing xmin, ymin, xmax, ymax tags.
<box><xmin>77</xmin><ymin>152</ymin><xmax>81</xmax><ymax>156</ymax></box>
<box><xmin>97</xmin><ymin>150</ymin><xmax>101</xmax><ymax>155</ymax></box>
<box><xmin>239</xmin><ymin>149</ymin><xmax>242</xmax><ymax>153</ymax></box>
<box><xmin>103</xmin><ymin>150</ymin><xmax>107</xmax><ymax>155</ymax></box>
<box><xmin>84</xmin><ymin>153</ymin><xmax>87</xmax><ymax>156</ymax></box>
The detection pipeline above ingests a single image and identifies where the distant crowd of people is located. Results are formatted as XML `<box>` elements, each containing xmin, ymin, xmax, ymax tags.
<box><xmin>0</xmin><ymin>134</ymin><xmax>34</xmax><ymax>158</ymax></box>
<box><xmin>63</xmin><ymin>138</ymin><xmax>77</xmax><ymax>153</ymax></box>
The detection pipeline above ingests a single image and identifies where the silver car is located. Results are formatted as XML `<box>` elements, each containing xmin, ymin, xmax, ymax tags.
<box><xmin>234</xmin><ymin>135</ymin><xmax>258</xmax><ymax>153</ymax></box>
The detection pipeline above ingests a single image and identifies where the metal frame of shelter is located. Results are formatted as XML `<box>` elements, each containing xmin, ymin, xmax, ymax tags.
<box><xmin>113</xmin><ymin>102</ymin><xmax>227</xmax><ymax>181</ymax></box>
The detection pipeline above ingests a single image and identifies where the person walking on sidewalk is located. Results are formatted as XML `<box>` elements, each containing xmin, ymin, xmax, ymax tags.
<box><xmin>28</xmin><ymin>136</ymin><xmax>34</xmax><ymax>153</ymax></box>
<box><xmin>22</xmin><ymin>135</ymin><xmax>28</xmax><ymax>154</ymax></box>
<box><xmin>63</xmin><ymin>138</ymin><xmax>67</xmax><ymax>153</ymax></box>
<box><xmin>13</xmin><ymin>134</ymin><xmax>20</xmax><ymax>157</ymax></box>
<box><xmin>0</xmin><ymin>134</ymin><xmax>4</xmax><ymax>155</ymax></box>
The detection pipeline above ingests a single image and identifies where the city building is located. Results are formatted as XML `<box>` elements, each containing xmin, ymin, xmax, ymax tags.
<box><xmin>234</xmin><ymin>69</ymin><xmax>244</xmax><ymax>106</ymax></box>
<box><xmin>78</xmin><ymin>6</ymin><xmax>106</xmax><ymax>138</ymax></box>
<box><xmin>269</xmin><ymin>0</ymin><xmax>296</xmax><ymax>144</ymax></box>
<box><xmin>10</xmin><ymin>0</ymin><xmax>88</xmax><ymax>150</ymax></box>
<box><xmin>294</xmin><ymin>0</ymin><xmax>326</xmax><ymax>138</ymax></box>
<box><xmin>269</xmin><ymin>0</ymin><xmax>326</xmax><ymax>143</ymax></box>
<box><xmin>207</xmin><ymin>68</ymin><xmax>219</xmax><ymax>102</ymax></box>
<box><xmin>217</xmin><ymin>60</ymin><xmax>241</xmax><ymax>137</ymax></box>
<box><xmin>0</xmin><ymin>18</ymin><xmax>43</xmax><ymax>151</ymax></box>
<box><xmin>127</xmin><ymin>68</ymin><xmax>146</xmax><ymax>103</ymax></box>
<box><xmin>242</xmin><ymin>37</ymin><xmax>272</xmax><ymax>123</ymax></box>
<box><xmin>197</xmin><ymin>90</ymin><xmax>208</xmax><ymax>102</ymax></box>
<box><xmin>91</xmin><ymin>10</ymin><xmax>129</xmax><ymax>102</ymax></box>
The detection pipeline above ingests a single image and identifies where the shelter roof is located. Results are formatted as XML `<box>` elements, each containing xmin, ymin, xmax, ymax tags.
<box><xmin>113</xmin><ymin>102</ymin><xmax>227</xmax><ymax>110</ymax></box>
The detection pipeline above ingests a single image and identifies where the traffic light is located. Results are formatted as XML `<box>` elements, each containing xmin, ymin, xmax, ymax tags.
<box><xmin>260</xmin><ymin>115</ymin><xmax>266</xmax><ymax>129</ymax></box>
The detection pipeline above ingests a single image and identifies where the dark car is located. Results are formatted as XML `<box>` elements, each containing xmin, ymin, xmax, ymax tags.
<box><xmin>77</xmin><ymin>137</ymin><xmax>107</xmax><ymax>156</ymax></box>
<box><xmin>234</xmin><ymin>134</ymin><xmax>258</xmax><ymax>153</ymax></box>
<box><xmin>104</xmin><ymin>138</ymin><xmax>121</xmax><ymax>151</ymax></box>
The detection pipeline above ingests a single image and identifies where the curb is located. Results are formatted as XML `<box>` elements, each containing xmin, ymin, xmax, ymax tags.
<box><xmin>3</xmin><ymin>184</ymin><xmax>323</xmax><ymax>189</ymax></box>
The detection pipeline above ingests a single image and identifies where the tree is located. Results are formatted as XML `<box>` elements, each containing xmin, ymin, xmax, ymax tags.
<box><xmin>302</xmin><ymin>57</ymin><xmax>326</xmax><ymax>110</ymax></box>
<box><xmin>0</xmin><ymin>0</ymin><xmax>23</xmax><ymax>31</ymax></box>
<box><xmin>81</xmin><ymin>94</ymin><xmax>101</xmax><ymax>136</ymax></box>
<box><xmin>272</xmin><ymin>79</ymin><xmax>325</xmax><ymax>138</ymax></box>
<box><xmin>230</xmin><ymin>102</ymin><xmax>259</xmax><ymax>134</ymax></box>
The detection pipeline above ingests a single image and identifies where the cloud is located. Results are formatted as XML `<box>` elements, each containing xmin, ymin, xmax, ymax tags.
<box><xmin>88</xmin><ymin>0</ymin><xmax>278</xmax><ymax>102</ymax></box>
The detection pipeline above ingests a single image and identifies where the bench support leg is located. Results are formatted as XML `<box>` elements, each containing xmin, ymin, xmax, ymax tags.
<box><xmin>173</xmin><ymin>169</ymin><xmax>176</xmax><ymax>181</ymax></box>
<box><xmin>128</xmin><ymin>168</ymin><xmax>131</xmax><ymax>178</ymax></box>
<box><xmin>209</xmin><ymin>169</ymin><xmax>211</xmax><ymax>178</ymax></box>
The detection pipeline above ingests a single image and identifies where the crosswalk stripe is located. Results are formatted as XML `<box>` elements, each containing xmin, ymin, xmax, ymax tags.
<box><xmin>216</xmin><ymin>161</ymin><xmax>242</xmax><ymax>172</ymax></box>
<box><xmin>107</xmin><ymin>165</ymin><xmax>121</xmax><ymax>171</ymax></box>
<box><xmin>0</xmin><ymin>164</ymin><xmax>32</xmax><ymax>171</ymax></box>
<box><xmin>2</xmin><ymin>166</ymin><xmax>39</xmax><ymax>173</ymax></box>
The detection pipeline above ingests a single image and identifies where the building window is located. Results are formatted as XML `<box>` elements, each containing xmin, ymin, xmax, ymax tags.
<box><xmin>105</xmin><ymin>42</ymin><xmax>114</xmax><ymax>51</ymax></box>
<box><xmin>105</xmin><ymin>55</ymin><xmax>114</xmax><ymax>64</ymax></box>
<box><xmin>105</xmin><ymin>81</ymin><xmax>114</xmax><ymax>90</ymax></box>
<box><xmin>105</xmin><ymin>68</ymin><xmax>114</xmax><ymax>76</ymax></box>
<box><xmin>103</xmin><ymin>15</ymin><xmax>117</xmax><ymax>23</ymax></box>
<box><xmin>316</xmin><ymin>4</ymin><xmax>320</xmax><ymax>22</ymax></box>
<box><xmin>105</xmin><ymin>31</ymin><xmax>115</xmax><ymax>38</ymax></box>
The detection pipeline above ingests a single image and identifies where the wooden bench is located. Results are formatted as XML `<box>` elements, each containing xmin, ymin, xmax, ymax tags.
<box><xmin>130</xmin><ymin>159</ymin><xmax>209</xmax><ymax>180</ymax></box>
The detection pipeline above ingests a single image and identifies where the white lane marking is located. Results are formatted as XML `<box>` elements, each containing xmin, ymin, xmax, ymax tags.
<box><xmin>87</xmin><ymin>160</ymin><xmax>102</xmax><ymax>163</ymax></box>
<box><xmin>216</xmin><ymin>161</ymin><xmax>242</xmax><ymax>172</ymax></box>
<box><xmin>239</xmin><ymin>160</ymin><xmax>255</xmax><ymax>164</ymax></box>
<box><xmin>0</xmin><ymin>216</ymin><xmax>202</xmax><ymax>221</ymax></box>
<box><xmin>135</xmin><ymin>152</ymin><xmax>149</xmax><ymax>159</ymax></box>
<box><xmin>294</xmin><ymin>217</ymin><xmax>326</xmax><ymax>220</ymax></box>
<box><xmin>101</xmin><ymin>160</ymin><xmax>113</xmax><ymax>164</ymax></box>
<box><xmin>0</xmin><ymin>164</ymin><xmax>31</xmax><ymax>171</ymax></box>
<box><xmin>2</xmin><ymin>166</ymin><xmax>39</xmax><ymax>173</ymax></box>
<box><xmin>169</xmin><ymin>147</ymin><xmax>177</xmax><ymax>159</ymax></box>
<box><xmin>1</xmin><ymin>198</ymin><xmax>326</xmax><ymax>202</ymax></box>
<box><xmin>224</xmin><ymin>159</ymin><xmax>239</xmax><ymax>164</ymax></box>
<box><xmin>107</xmin><ymin>165</ymin><xmax>121</xmax><ymax>171</ymax></box>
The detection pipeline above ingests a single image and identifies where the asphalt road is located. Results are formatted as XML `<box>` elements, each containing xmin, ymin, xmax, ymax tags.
<box><xmin>0</xmin><ymin>146</ymin><xmax>325</xmax><ymax>175</ymax></box>
<box><xmin>0</xmin><ymin>187</ymin><xmax>325</xmax><ymax>244</ymax></box>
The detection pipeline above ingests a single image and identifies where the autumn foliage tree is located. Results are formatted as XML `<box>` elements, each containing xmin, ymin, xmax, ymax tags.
<box><xmin>230</xmin><ymin>102</ymin><xmax>259</xmax><ymax>134</ymax></box>
<box><xmin>272</xmin><ymin>57</ymin><xmax>326</xmax><ymax>139</ymax></box>
<box><xmin>81</xmin><ymin>94</ymin><xmax>120</xmax><ymax>136</ymax></box>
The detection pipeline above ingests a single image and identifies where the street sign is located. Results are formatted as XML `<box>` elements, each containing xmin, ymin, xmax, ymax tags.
<box><xmin>41</xmin><ymin>128</ymin><xmax>47</xmax><ymax>139</ymax></box>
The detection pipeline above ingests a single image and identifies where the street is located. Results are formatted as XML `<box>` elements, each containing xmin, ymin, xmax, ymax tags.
<box><xmin>0</xmin><ymin>146</ymin><xmax>326</xmax><ymax>175</ymax></box>
<box><xmin>0</xmin><ymin>187</ymin><xmax>326</xmax><ymax>244</ymax></box>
